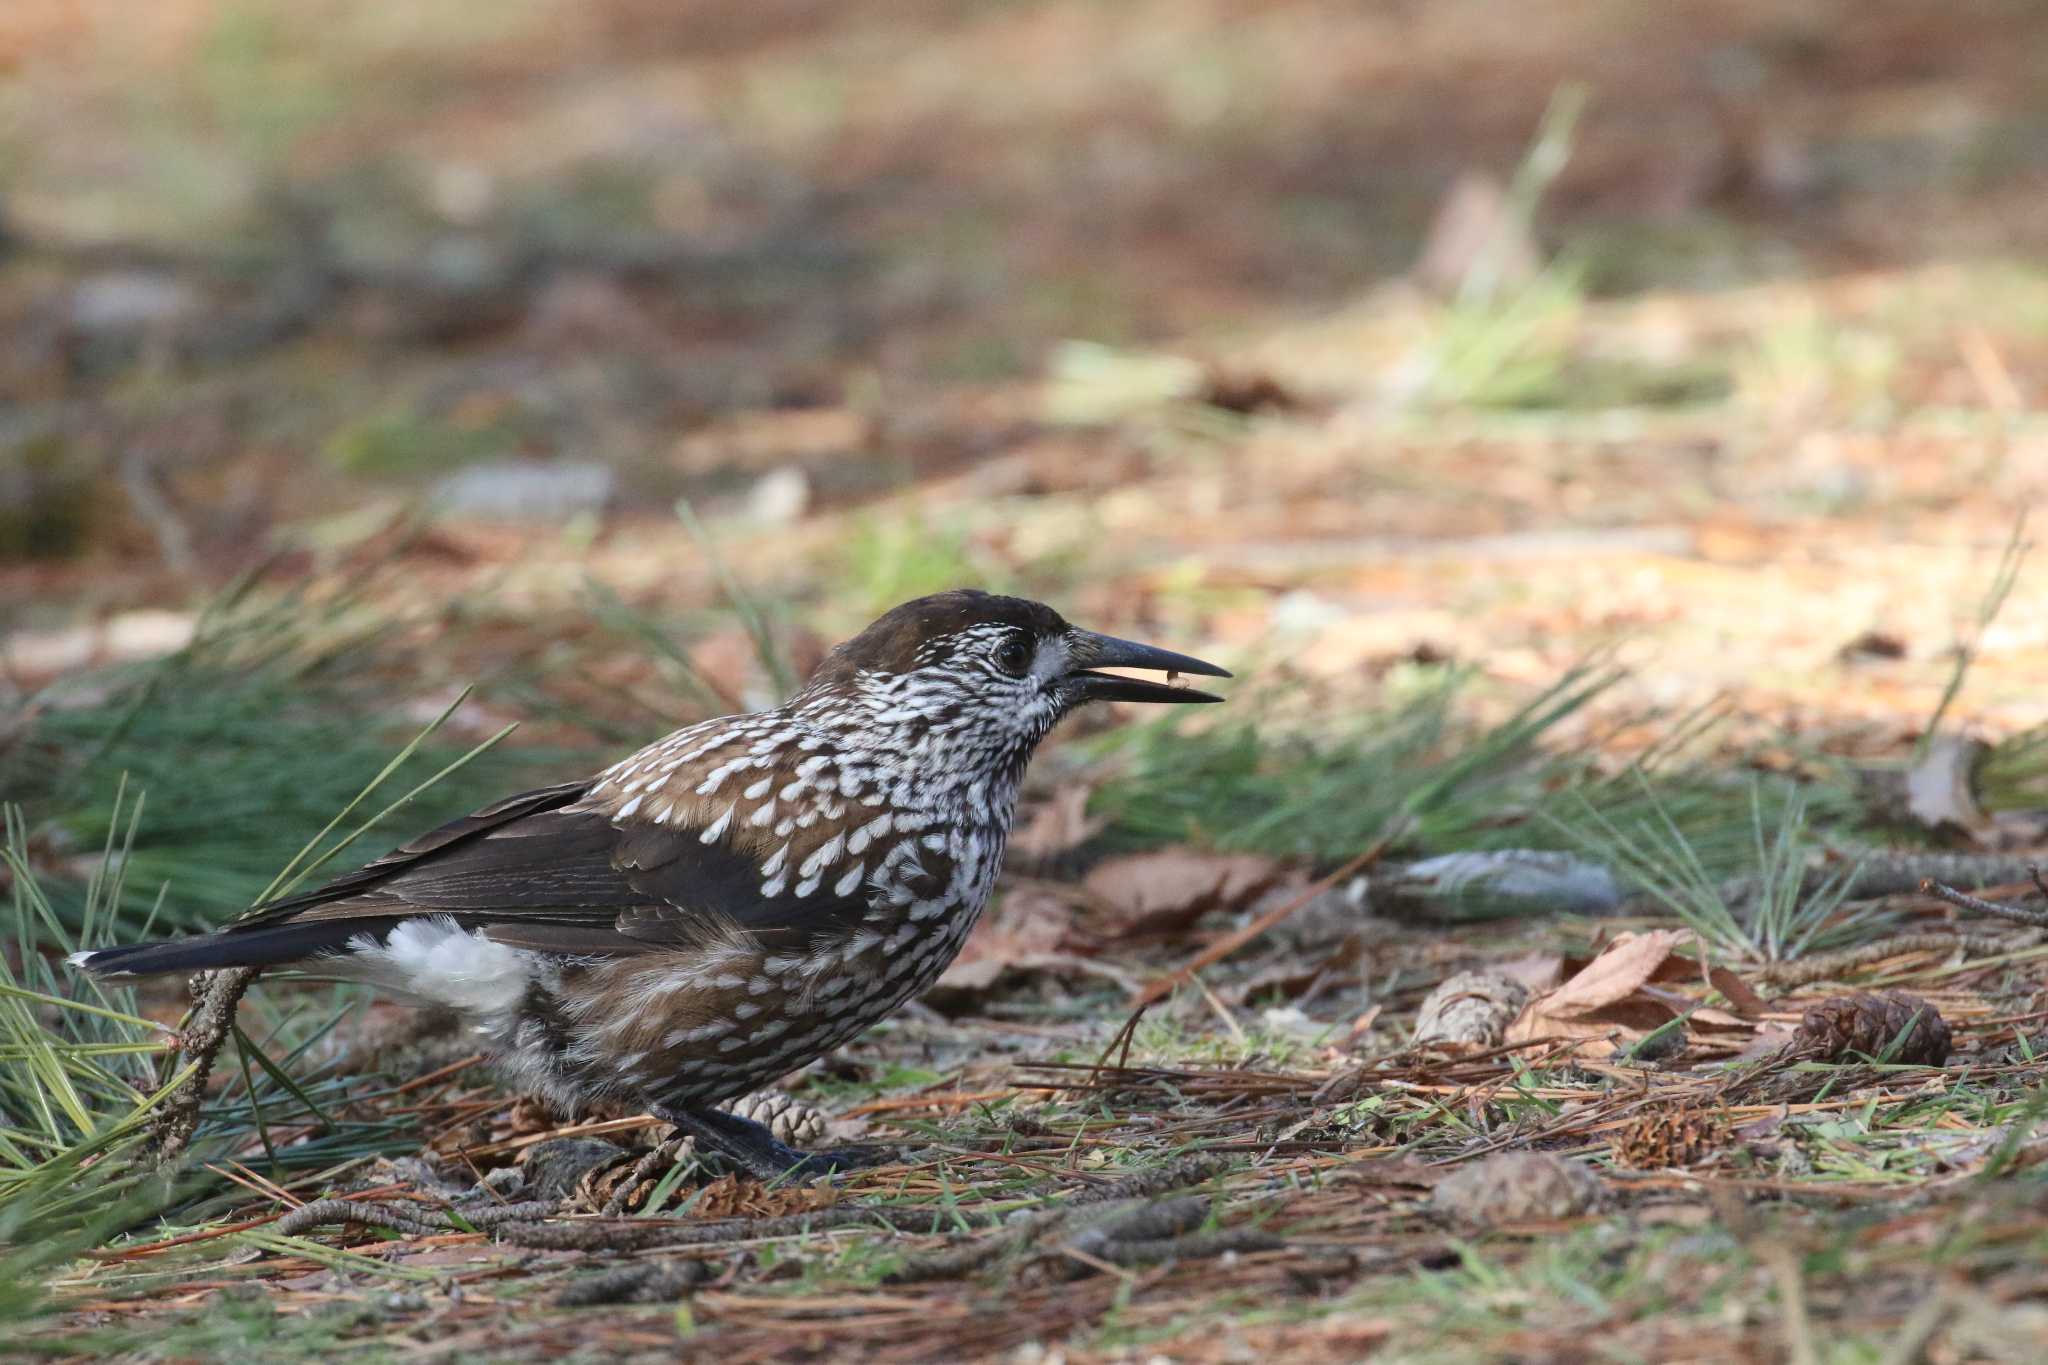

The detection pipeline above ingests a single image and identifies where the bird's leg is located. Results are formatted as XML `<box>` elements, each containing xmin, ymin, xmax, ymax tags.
<box><xmin>653</xmin><ymin>1104</ymin><xmax>879</xmax><ymax>1180</ymax></box>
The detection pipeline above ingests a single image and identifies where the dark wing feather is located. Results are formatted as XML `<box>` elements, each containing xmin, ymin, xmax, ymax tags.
<box><xmin>236</xmin><ymin>781</ymin><xmax>593</xmax><ymax>922</ymax></box>
<box><xmin>228</xmin><ymin>781</ymin><xmax>872</xmax><ymax>956</ymax></box>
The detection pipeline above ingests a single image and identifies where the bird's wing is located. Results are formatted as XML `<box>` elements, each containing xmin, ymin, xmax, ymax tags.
<box><xmin>233</xmin><ymin>781</ymin><xmax>594</xmax><ymax>921</ymax></box>
<box><xmin>229</xmin><ymin>782</ymin><xmax>883</xmax><ymax>956</ymax></box>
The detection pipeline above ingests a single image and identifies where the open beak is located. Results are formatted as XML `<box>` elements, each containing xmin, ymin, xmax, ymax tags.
<box><xmin>1066</xmin><ymin>629</ymin><xmax>1231</xmax><ymax>704</ymax></box>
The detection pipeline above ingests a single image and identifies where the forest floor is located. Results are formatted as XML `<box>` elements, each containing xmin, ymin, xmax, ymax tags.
<box><xmin>11</xmin><ymin>3</ymin><xmax>2048</xmax><ymax>1361</ymax></box>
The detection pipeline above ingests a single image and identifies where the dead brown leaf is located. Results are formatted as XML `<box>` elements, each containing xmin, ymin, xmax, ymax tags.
<box><xmin>1082</xmin><ymin>850</ymin><xmax>1296</xmax><ymax>939</ymax></box>
<box><xmin>1230</xmin><ymin>940</ymin><xmax>1363</xmax><ymax>1007</ymax></box>
<box><xmin>1008</xmin><ymin>785</ymin><xmax>1104</xmax><ymax>866</ymax></box>
<box><xmin>1541</xmin><ymin>930</ymin><xmax>1687</xmax><ymax>1013</ymax></box>
<box><xmin>1706</xmin><ymin>964</ymin><xmax>1770</xmax><ymax>1018</ymax></box>
<box><xmin>935</xmin><ymin>885</ymin><xmax>1079</xmax><ymax>992</ymax></box>
<box><xmin>933</xmin><ymin>879</ymin><xmax>1165</xmax><ymax>999</ymax></box>
<box><xmin>1506</xmin><ymin>930</ymin><xmax>1700</xmax><ymax>1057</ymax></box>
<box><xmin>932</xmin><ymin>954</ymin><xmax>1007</xmax><ymax>993</ymax></box>
<box><xmin>1495</xmin><ymin>952</ymin><xmax>1567</xmax><ymax>993</ymax></box>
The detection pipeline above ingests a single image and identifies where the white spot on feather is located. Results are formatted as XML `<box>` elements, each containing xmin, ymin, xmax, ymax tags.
<box><xmin>801</xmin><ymin>831</ymin><xmax>846</xmax><ymax>878</ymax></box>
<box><xmin>698</xmin><ymin>758</ymin><xmax>746</xmax><ymax>796</ymax></box>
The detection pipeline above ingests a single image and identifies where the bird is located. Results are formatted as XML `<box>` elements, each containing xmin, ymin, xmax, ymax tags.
<box><xmin>71</xmin><ymin>590</ymin><xmax>1229</xmax><ymax>1177</ymax></box>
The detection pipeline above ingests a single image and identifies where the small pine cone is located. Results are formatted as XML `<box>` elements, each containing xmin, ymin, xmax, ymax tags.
<box><xmin>573</xmin><ymin>1136</ymin><xmax>698</xmax><ymax>1214</ymax></box>
<box><xmin>572</xmin><ymin>1162</ymin><xmax>614</xmax><ymax>1211</ymax></box>
<box><xmin>1412</xmin><ymin>971</ymin><xmax>1528</xmax><ymax>1052</ymax></box>
<box><xmin>727</xmin><ymin>1089</ymin><xmax>827</xmax><ymax>1146</ymax></box>
<box><xmin>1432</xmin><ymin>1151</ymin><xmax>1604</xmax><ymax>1227</ymax></box>
<box><xmin>1613</xmin><ymin>1103</ymin><xmax>1723</xmax><ymax>1170</ymax></box>
<box><xmin>1792</xmin><ymin>992</ymin><xmax>1951</xmax><ymax>1066</ymax></box>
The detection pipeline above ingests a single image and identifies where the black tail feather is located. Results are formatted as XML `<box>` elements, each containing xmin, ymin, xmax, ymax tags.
<box><xmin>69</xmin><ymin>919</ymin><xmax>400</xmax><ymax>977</ymax></box>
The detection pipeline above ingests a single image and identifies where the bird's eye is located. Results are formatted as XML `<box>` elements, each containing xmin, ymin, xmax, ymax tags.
<box><xmin>994</xmin><ymin>635</ymin><xmax>1033</xmax><ymax>676</ymax></box>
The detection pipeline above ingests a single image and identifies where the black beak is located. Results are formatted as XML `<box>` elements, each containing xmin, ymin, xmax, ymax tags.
<box><xmin>1066</xmin><ymin>629</ymin><xmax>1230</xmax><ymax>704</ymax></box>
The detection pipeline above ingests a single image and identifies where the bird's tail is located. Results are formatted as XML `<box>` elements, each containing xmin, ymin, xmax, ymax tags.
<box><xmin>68</xmin><ymin>921</ymin><xmax>377</xmax><ymax>978</ymax></box>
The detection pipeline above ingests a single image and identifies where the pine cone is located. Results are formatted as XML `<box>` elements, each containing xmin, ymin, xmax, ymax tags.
<box><xmin>1412</xmin><ymin>971</ymin><xmax>1528</xmax><ymax>1051</ymax></box>
<box><xmin>1792</xmin><ymin>992</ymin><xmax>1950</xmax><ymax>1066</ymax></box>
<box><xmin>1432</xmin><ymin>1151</ymin><xmax>1604</xmax><ymax>1227</ymax></box>
<box><xmin>1613</xmin><ymin>1103</ymin><xmax>1723</xmax><ymax>1170</ymax></box>
<box><xmin>727</xmin><ymin>1089</ymin><xmax>827</xmax><ymax>1146</ymax></box>
<box><xmin>573</xmin><ymin>1135</ymin><xmax>699</xmax><ymax>1215</ymax></box>
<box><xmin>574</xmin><ymin>1151</ymin><xmax>651</xmax><ymax>1213</ymax></box>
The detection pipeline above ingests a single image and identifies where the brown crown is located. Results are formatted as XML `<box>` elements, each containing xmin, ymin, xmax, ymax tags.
<box><xmin>805</xmin><ymin>590</ymin><xmax>1070</xmax><ymax>687</ymax></box>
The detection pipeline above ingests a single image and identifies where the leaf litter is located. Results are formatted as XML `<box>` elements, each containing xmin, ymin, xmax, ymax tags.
<box><xmin>14</xmin><ymin>8</ymin><xmax>2048</xmax><ymax>1356</ymax></box>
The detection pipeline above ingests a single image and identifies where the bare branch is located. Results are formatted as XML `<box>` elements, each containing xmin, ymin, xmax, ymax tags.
<box><xmin>1921</xmin><ymin>879</ymin><xmax>2048</xmax><ymax>928</ymax></box>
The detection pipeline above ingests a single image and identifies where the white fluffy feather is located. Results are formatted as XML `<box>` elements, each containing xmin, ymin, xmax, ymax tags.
<box><xmin>342</xmin><ymin>916</ymin><xmax>533</xmax><ymax>1017</ymax></box>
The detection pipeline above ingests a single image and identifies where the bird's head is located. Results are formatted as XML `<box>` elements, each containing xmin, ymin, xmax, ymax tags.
<box><xmin>793</xmin><ymin>589</ymin><xmax>1228</xmax><ymax>784</ymax></box>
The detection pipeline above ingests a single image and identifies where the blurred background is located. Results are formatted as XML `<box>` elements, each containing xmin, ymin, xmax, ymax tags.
<box><xmin>8</xmin><ymin>0</ymin><xmax>2048</xmax><ymax>916</ymax></box>
<box><xmin>18</xmin><ymin>10</ymin><xmax>2048</xmax><ymax>1350</ymax></box>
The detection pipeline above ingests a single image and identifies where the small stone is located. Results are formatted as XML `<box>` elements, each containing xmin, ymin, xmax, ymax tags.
<box><xmin>1382</xmin><ymin>850</ymin><xmax>1623</xmax><ymax>918</ymax></box>
<box><xmin>432</xmin><ymin>459</ymin><xmax>614</xmax><ymax>524</ymax></box>
<box><xmin>67</xmin><ymin>270</ymin><xmax>202</xmax><ymax>335</ymax></box>
<box><xmin>746</xmin><ymin>466</ymin><xmax>811</xmax><ymax>524</ymax></box>
<box><xmin>1259</xmin><ymin>1005</ymin><xmax>1324</xmax><ymax>1041</ymax></box>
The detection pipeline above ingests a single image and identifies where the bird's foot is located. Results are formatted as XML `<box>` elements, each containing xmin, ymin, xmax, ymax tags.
<box><xmin>654</xmin><ymin>1104</ymin><xmax>882</xmax><ymax>1182</ymax></box>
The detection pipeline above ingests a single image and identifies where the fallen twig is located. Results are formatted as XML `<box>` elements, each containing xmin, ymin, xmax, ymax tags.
<box><xmin>1728</xmin><ymin>851</ymin><xmax>2046</xmax><ymax>907</ymax></box>
<box><xmin>553</xmin><ymin>1260</ymin><xmax>712</xmax><ymax>1308</ymax></box>
<box><xmin>490</xmin><ymin>1204</ymin><xmax>1000</xmax><ymax>1254</ymax></box>
<box><xmin>459</xmin><ymin>1200</ymin><xmax>566</xmax><ymax>1229</ymax></box>
<box><xmin>275</xmin><ymin>1198</ymin><xmax>446</xmax><ymax>1238</ymax></box>
<box><xmin>887</xmin><ymin>1210</ymin><xmax>1062</xmax><ymax>1283</ymax></box>
<box><xmin>1067</xmin><ymin>1152</ymin><xmax>1236</xmax><ymax>1204</ymax></box>
<box><xmin>1084</xmin><ymin>1225</ymin><xmax>1284</xmax><ymax>1270</ymax></box>
<box><xmin>149</xmin><ymin>966</ymin><xmax>258</xmax><ymax>1166</ymax></box>
<box><xmin>889</xmin><ymin>1181</ymin><xmax>1241</xmax><ymax>1285</ymax></box>
<box><xmin>1921</xmin><ymin>879</ymin><xmax>2048</xmax><ymax>929</ymax></box>
<box><xmin>1756</xmin><ymin>930</ymin><xmax>2040</xmax><ymax>987</ymax></box>
<box><xmin>231</xmin><ymin>1199</ymin><xmax>447</xmax><ymax>1256</ymax></box>
<box><xmin>1064</xmin><ymin>1194</ymin><xmax>1210</xmax><ymax>1256</ymax></box>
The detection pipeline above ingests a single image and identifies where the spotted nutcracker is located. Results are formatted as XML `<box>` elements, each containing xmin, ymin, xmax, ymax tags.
<box><xmin>72</xmin><ymin>590</ymin><xmax>1229</xmax><ymax>1176</ymax></box>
